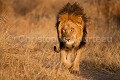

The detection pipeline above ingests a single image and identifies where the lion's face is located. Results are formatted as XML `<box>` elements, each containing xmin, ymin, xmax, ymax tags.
<box><xmin>58</xmin><ymin>20</ymin><xmax>84</xmax><ymax>48</ymax></box>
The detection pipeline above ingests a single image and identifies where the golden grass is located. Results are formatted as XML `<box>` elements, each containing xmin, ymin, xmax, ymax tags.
<box><xmin>0</xmin><ymin>0</ymin><xmax>120</xmax><ymax>80</ymax></box>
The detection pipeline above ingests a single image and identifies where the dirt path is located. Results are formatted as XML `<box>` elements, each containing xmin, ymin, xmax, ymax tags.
<box><xmin>79</xmin><ymin>67</ymin><xmax>120</xmax><ymax>80</ymax></box>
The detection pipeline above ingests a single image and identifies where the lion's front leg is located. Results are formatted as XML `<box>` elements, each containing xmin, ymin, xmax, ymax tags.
<box><xmin>72</xmin><ymin>48</ymin><xmax>83</xmax><ymax>72</ymax></box>
<box><xmin>60</xmin><ymin>50</ymin><xmax>72</xmax><ymax>69</ymax></box>
<box><xmin>54</xmin><ymin>43</ymin><xmax>60</xmax><ymax>53</ymax></box>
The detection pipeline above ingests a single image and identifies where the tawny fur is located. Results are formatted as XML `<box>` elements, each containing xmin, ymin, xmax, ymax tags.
<box><xmin>54</xmin><ymin>2</ymin><xmax>87</xmax><ymax>73</ymax></box>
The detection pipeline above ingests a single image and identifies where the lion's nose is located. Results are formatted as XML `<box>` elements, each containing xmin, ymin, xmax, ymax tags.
<box><xmin>65</xmin><ymin>38</ymin><xmax>70</xmax><ymax>41</ymax></box>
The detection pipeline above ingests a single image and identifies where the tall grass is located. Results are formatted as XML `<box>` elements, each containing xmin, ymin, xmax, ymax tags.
<box><xmin>0</xmin><ymin>0</ymin><xmax>120</xmax><ymax>80</ymax></box>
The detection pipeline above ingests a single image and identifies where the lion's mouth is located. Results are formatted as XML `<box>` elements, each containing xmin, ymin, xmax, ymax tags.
<box><xmin>65</xmin><ymin>40</ymin><xmax>74</xmax><ymax>48</ymax></box>
<box><xmin>66</xmin><ymin>40</ymin><xmax>74</xmax><ymax>45</ymax></box>
<box><xmin>61</xmin><ymin>38</ymin><xmax>74</xmax><ymax>47</ymax></box>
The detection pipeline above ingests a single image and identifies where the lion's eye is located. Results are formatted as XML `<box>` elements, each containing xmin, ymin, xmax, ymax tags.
<box><xmin>71</xmin><ymin>29</ymin><xmax>74</xmax><ymax>32</ymax></box>
<box><xmin>62</xmin><ymin>29</ymin><xmax>65</xmax><ymax>33</ymax></box>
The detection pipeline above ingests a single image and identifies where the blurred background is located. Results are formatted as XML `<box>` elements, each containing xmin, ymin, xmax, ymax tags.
<box><xmin>0</xmin><ymin>0</ymin><xmax>120</xmax><ymax>80</ymax></box>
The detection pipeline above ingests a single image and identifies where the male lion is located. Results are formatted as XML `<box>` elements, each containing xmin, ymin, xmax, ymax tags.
<box><xmin>54</xmin><ymin>3</ymin><xmax>87</xmax><ymax>72</ymax></box>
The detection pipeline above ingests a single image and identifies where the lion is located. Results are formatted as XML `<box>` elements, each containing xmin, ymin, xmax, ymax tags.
<box><xmin>54</xmin><ymin>2</ymin><xmax>87</xmax><ymax>73</ymax></box>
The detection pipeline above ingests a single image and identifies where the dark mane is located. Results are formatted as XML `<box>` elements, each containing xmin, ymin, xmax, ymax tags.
<box><xmin>58</xmin><ymin>2</ymin><xmax>87</xmax><ymax>23</ymax></box>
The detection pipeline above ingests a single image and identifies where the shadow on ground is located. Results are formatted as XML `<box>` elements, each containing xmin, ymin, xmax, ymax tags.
<box><xmin>78</xmin><ymin>62</ymin><xmax>120</xmax><ymax>80</ymax></box>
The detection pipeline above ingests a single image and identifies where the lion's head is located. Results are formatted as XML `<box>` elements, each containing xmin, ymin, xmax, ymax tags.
<box><xmin>56</xmin><ymin>2</ymin><xmax>87</xmax><ymax>50</ymax></box>
<box><xmin>58</xmin><ymin>14</ymin><xmax>85</xmax><ymax>48</ymax></box>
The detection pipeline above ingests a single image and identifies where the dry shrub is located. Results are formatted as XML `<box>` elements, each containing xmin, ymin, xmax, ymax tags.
<box><xmin>0</xmin><ymin>0</ymin><xmax>3</xmax><ymax>14</ymax></box>
<box><xmin>95</xmin><ymin>0</ymin><xmax>120</xmax><ymax>26</ymax></box>
<box><xmin>12</xmin><ymin>0</ymin><xmax>39</xmax><ymax>16</ymax></box>
<box><xmin>0</xmin><ymin>0</ymin><xmax>6</xmax><ymax>15</ymax></box>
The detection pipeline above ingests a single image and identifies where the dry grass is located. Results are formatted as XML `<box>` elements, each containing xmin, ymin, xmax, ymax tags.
<box><xmin>0</xmin><ymin>0</ymin><xmax>120</xmax><ymax>80</ymax></box>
